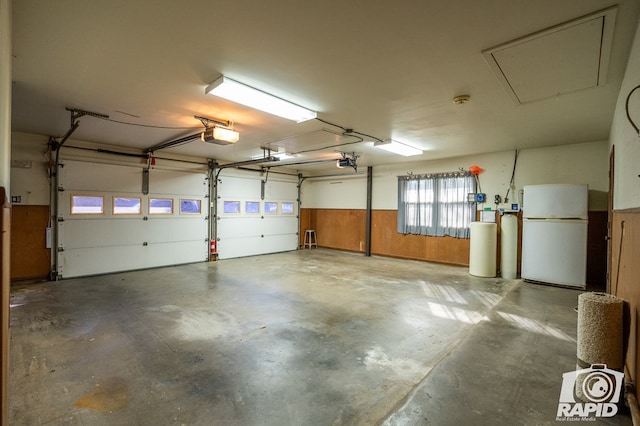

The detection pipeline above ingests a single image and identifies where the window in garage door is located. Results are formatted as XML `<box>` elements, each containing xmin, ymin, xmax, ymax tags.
<box><xmin>57</xmin><ymin>159</ymin><xmax>208</xmax><ymax>278</ymax></box>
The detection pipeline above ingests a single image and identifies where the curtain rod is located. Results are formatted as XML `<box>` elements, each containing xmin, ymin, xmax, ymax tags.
<box><xmin>399</xmin><ymin>170</ymin><xmax>471</xmax><ymax>179</ymax></box>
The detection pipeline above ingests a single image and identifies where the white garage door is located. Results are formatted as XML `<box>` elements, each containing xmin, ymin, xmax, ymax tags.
<box><xmin>216</xmin><ymin>169</ymin><xmax>298</xmax><ymax>259</ymax></box>
<box><xmin>57</xmin><ymin>159</ymin><xmax>209</xmax><ymax>278</ymax></box>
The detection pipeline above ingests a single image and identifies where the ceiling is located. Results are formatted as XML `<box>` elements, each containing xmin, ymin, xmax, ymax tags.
<box><xmin>10</xmin><ymin>0</ymin><xmax>640</xmax><ymax>174</ymax></box>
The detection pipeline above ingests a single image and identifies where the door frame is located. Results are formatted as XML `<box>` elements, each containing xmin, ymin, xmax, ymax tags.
<box><xmin>607</xmin><ymin>146</ymin><xmax>614</xmax><ymax>293</ymax></box>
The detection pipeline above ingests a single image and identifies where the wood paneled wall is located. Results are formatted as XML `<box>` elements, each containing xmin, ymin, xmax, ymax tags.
<box><xmin>300</xmin><ymin>208</ymin><xmax>470</xmax><ymax>266</ymax></box>
<box><xmin>609</xmin><ymin>209</ymin><xmax>640</xmax><ymax>387</ymax></box>
<box><xmin>300</xmin><ymin>208</ymin><xmax>367</xmax><ymax>252</ymax></box>
<box><xmin>10</xmin><ymin>205</ymin><xmax>50</xmax><ymax>281</ymax></box>
<box><xmin>371</xmin><ymin>210</ymin><xmax>470</xmax><ymax>265</ymax></box>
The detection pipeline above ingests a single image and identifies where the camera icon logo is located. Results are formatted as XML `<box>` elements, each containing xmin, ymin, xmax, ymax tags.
<box><xmin>557</xmin><ymin>364</ymin><xmax>624</xmax><ymax>419</ymax></box>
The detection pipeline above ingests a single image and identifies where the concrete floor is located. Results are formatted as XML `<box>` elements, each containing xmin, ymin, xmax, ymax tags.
<box><xmin>8</xmin><ymin>249</ymin><xmax>632</xmax><ymax>425</ymax></box>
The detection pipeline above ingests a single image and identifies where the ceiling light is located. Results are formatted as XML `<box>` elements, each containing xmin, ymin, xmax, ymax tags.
<box><xmin>374</xmin><ymin>140</ymin><xmax>423</xmax><ymax>156</ymax></box>
<box><xmin>205</xmin><ymin>75</ymin><xmax>317</xmax><ymax>123</ymax></box>
<box><xmin>201</xmin><ymin>126</ymin><xmax>239</xmax><ymax>145</ymax></box>
<box><xmin>274</xmin><ymin>152</ymin><xmax>295</xmax><ymax>160</ymax></box>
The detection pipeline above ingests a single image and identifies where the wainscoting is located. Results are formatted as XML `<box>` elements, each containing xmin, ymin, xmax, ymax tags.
<box><xmin>610</xmin><ymin>209</ymin><xmax>640</xmax><ymax>387</ymax></box>
<box><xmin>10</xmin><ymin>205</ymin><xmax>50</xmax><ymax>281</ymax></box>
<box><xmin>300</xmin><ymin>208</ymin><xmax>470</xmax><ymax>266</ymax></box>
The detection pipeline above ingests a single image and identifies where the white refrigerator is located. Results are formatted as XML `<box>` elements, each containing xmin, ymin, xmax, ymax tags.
<box><xmin>521</xmin><ymin>184</ymin><xmax>588</xmax><ymax>289</ymax></box>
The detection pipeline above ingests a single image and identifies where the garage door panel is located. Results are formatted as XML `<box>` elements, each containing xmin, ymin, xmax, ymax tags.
<box><xmin>146</xmin><ymin>218</ymin><xmax>207</xmax><ymax>243</ymax></box>
<box><xmin>145</xmin><ymin>241</ymin><xmax>208</xmax><ymax>266</ymax></box>
<box><xmin>262</xmin><ymin>217</ymin><xmax>298</xmax><ymax>235</ymax></box>
<box><xmin>59</xmin><ymin>241</ymin><xmax>207</xmax><ymax>277</ymax></box>
<box><xmin>217</xmin><ymin>237</ymin><xmax>264</xmax><ymax>259</ymax></box>
<box><xmin>263</xmin><ymin>180</ymin><xmax>295</xmax><ymax>199</ymax></box>
<box><xmin>217</xmin><ymin>218</ymin><xmax>266</xmax><ymax>238</ymax></box>
<box><xmin>61</xmin><ymin>161</ymin><xmax>143</xmax><ymax>192</ymax></box>
<box><xmin>263</xmin><ymin>234</ymin><xmax>298</xmax><ymax>252</ymax></box>
<box><xmin>149</xmin><ymin>169</ymin><xmax>208</xmax><ymax>194</ymax></box>
<box><xmin>62</xmin><ymin>218</ymin><xmax>145</xmax><ymax>248</ymax></box>
<box><xmin>215</xmin><ymin>169</ymin><xmax>299</xmax><ymax>259</ymax></box>
<box><xmin>57</xmin><ymin>160</ymin><xmax>208</xmax><ymax>278</ymax></box>
<box><xmin>218</xmin><ymin>176</ymin><xmax>262</xmax><ymax>199</ymax></box>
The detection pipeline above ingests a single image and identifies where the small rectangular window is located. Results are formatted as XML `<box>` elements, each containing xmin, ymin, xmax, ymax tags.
<box><xmin>223</xmin><ymin>201</ymin><xmax>241</xmax><ymax>214</ymax></box>
<box><xmin>281</xmin><ymin>202</ymin><xmax>294</xmax><ymax>214</ymax></box>
<box><xmin>149</xmin><ymin>198</ymin><xmax>173</xmax><ymax>214</ymax></box>
<box><xmin>264</xmin><ymin>202</ymin><xmax>278</xmax><ymax>215</ymax></box>
<box><xmin>71</xmin><ymin>195</ymin><xmax>104</xmax><ymax>214</ymax></box>
<box><xmin>180</xmin><ymin>199</ymin><xmax>202</xmax><ymax>214</ymax></box>
<box><xmin>245</xmin><ymin>201</ymin><xmax>260</xmax><ymax>214</ymax></box>
<box><xmin>113</xmin><ymin>197</ymin><xmax>142</xmax><ymax>215</ymax></box>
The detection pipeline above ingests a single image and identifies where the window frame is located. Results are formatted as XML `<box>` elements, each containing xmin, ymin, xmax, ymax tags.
<box><xmin>264</xmin><ymin>201</ymin><xmax>278</xmax><ymax>215</ymax></box>
<box><xmin>112</xmin><ymin>196</ymin><xmax>142</xmax><ymax>215</ymax></box>
<box><xmin>149</xmin><ymin>197</ymin><xmax>174</xmax><ymax>215</ymax></box>
<box><xmin>244</xmin><ymin>201</ymin><xmax>261</xmax><ymax>215</ymax></box>
<box><xmin>179</xmin><ymin>198</ymin><xmax>202</xmax><ymax>215</ymax></box>
<box><xmin>397</xmin><ymin>173</ymin><xmax>476</xmax><ymax>238</ymax></box>
<box><xmin>280</xmin><ymin>201</ymin><xmax>295</xmax><ymax>215</ymax></box>
<box><xmin>223</xmin><ymin>200</ymin><xmax>241</xmax><ymax>215</ymax></box>
<box><xmin>70</xmin><ymin>195</ymin><xmax>105</xmax><ymax>215</ymax></box>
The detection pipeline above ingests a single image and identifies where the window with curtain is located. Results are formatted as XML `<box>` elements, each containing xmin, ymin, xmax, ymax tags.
<box><xmin>397</xmin><ymin>172</ymin><xmax>476</xmax><ymax>238</ymax></box>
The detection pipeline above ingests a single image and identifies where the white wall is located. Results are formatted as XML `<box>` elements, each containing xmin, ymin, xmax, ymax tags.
<box><xmin>0</xmin><ymin>0</ymin><xmax>11</xmax><ymax>190</ymax></box>
<box><xmin>610</xmin><ymin>16</ymin><xmax>640</xmax><ymax>210</ymax></box>
<box><xmin>301</xmin><ymin>141</ymin><xmax>609</xmax><ymax>211</ymax></box>
<box><xmin>301</xmin><ymin>174</ymin><xmax>367</xmax><ymax>209</ymax></box>
<box><xmin>10</xmin><ymin>133</ymin><xmax>50</xmax><ymax>205</ymax></box>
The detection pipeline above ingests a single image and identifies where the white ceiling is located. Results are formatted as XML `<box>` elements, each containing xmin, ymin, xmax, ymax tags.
<box><xmin>10</xmin><ymin>0</ymin><xmax>640</xmax><ymax>174</ymax></box>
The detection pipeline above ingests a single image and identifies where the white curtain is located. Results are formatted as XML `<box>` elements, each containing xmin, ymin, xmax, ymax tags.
<box><xmin>398</xmin><ymin>173</ymin><xmax>476</xmax><ymax>238</ymax></box>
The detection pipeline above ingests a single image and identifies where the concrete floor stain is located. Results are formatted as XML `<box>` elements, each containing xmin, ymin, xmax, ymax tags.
<box><xmin>74</xmin><ymin>377</ymin><xmax>128</xmax><ymax>412</ymax></box>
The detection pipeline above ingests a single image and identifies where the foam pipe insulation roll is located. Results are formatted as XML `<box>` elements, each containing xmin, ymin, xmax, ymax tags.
<box><xmin>469</xmin><ymin>222</ymin><xmax>497</xmax><ymax>278</ymax></box>
<box><xmin>577</xmin><ymin>292</ymin><xmax>624</xmax><ymax>370</ymax></box>
<box><xmin>500</xmin><ymin>214</ymin><xmax>518</xmax><ymax>279</ymax></box>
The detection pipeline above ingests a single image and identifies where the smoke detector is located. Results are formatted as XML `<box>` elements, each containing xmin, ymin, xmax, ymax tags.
<box><xmin>453</xmin><ymin>95</ymin><xmax>471</xmax><ymax>105</ymax></box>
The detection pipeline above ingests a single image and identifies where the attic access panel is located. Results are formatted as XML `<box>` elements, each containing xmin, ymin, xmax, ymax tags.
<box><xmin>483</xmin><ymin>7</ymin><xmax>617</xmax><ymax>105</ymax></box>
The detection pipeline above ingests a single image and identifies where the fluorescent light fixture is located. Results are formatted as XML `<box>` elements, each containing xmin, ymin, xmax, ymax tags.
<box><xmin>374</xmin><ymin>139</ymin><xmax>423</xmax><ymax>156</ymax></box>
<box><xmin>205</xmin><ymin>75</ymin><xmax>317</xmax><ymax>123</ymax></box>
<box><xmin>274</xmin><ymin>152</ymin><xmax>295</xmax><ymax>160</ymax></box>
<box><xmin>201</xmin><ymin>126</ymin><xmax>239</xmax><ymax>145</ymax></box>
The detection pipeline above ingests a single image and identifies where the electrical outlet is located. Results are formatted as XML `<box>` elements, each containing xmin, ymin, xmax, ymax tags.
<box><xmin>11</xmin><ymin>195</ymin><xmax>21</xmax><ymax>203</ymax></box>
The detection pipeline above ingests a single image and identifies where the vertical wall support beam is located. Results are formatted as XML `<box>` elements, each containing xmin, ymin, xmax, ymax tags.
<box><xmin>365</xmin><ymin>166</ymin><xmax>373</xmax><ymax>256</ymax></box>
<box><xmin>0</xmin><ymin>1</ymin><xmax>11</xmax><ymax>424</ymax></box>
<box><xmin>297</xmin><ymin>174</ymin><xmax>305</xmax><ymax>249</ymax></box>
